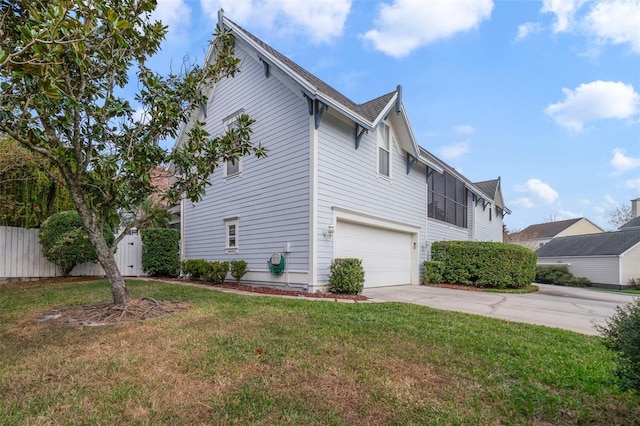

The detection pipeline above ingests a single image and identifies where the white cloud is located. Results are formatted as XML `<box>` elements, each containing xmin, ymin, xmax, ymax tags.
<box><xmin>439</xmin><ymin>142</ymin><xmax>470</xmax><ymax>160</ymax></box>
<box><xmin>556</xmin><ymin>209</ymin><xmax>581</xmax><ymax>220</ymax></box>
<box><xmin>515</xmin><ymin>178</ymin><xmax>559</xmax><ymax>204</ymax></box>
<box><xmin>585</xmin><ymin>0</ymin><xmax>640</xmax><ymax>54</ymax></box>
<box><xmin>362</xmin><ymin>0</ymin><xmax>493</xmax><ymax>58</ymax></box>
<box><xmin>511</xmin><ymin>197</ymin><xmax>535</xmax><ymax>208</ymax></box>
<box><xmin>201</xmin><ymin>0</ymin><xmax>351</xmax><ymax>44</ymax></box>
<box><xmin>545</xmin><ymin>80</ymin><xmax>640</xmax><ymax>132</ymax></box>
<box><xmin>541</xmin><ymin>0</ymin><xmax>587</xmax><ymax>32</ymax></box>
<box><xmin>611</xmin><ymin>148</ymin><xmax>640</xmax><ymax>174</ymax></box>
<box><xmin>627</xmin><ymin>177</ymin><xmax>640</xmax><ymax>191</ymax></box>
<box><xmin>453</xmin><ymin>124</ymin><xmax>475</xmax><ymax>134</ymax></box>
<box><xmin>154</xmin><ymin>0</ymin><xmax>192</xmax><ymax>38</ymax></box>
<box><xmin>516</xmin><ymin>22</ymin><xmax>542</xmax><ymax>41</ymax></box>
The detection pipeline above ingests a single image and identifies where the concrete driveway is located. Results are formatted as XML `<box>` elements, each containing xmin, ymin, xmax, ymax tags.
<box><xmin>363</xmin><ymin>284</ymin><xmax>638</xmax><ymax>335</ymax></box>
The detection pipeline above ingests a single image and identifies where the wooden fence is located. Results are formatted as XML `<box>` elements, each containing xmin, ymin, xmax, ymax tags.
<box><xmin>0</xmin><ymin>226</ymin><xmax>147</xmax><ymax>281</ymax></box>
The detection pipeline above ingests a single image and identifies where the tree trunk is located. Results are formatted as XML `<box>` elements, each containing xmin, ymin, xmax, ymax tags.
<box><xmin>90</xmin><ymin>225</ymin><xmax>130</xmax><ymax>305</ymax></box>
<box><xmin>66</xmin><ymin>182</ymin><xmax>130</xmax><ymax>306</ymax></box>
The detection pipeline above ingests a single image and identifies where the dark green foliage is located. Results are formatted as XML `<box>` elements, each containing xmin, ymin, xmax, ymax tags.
<box><xmin>0</xmin><ymin>135</ymin><xmax>72</xmax><ymax>228</ymax></box>
<box><xmin>627</xmin><ymin>278</ymin><xmax>640</xmax><ymax>290</ymax></box>
<box><xmin>204</xmin><ymin>261</ymin><xmax>229</xmax><ymax>284</ymax></box>
<box><xmin>181</xmin><ymin>259</ymin><xmax>210</xmax><ymax>280</ymax></box>
<box><xmin>141</xmin><ymin>228</ymin><xmax>180</xmax><ymax>277</ymax></box>
<box><xmin>598</xmin><ymin>298</ymin><xmax>640</xmax><ymax>392</ymax></box>
<box><xmin>230</xmin><ymin>260</ymin><xmax>248</xmax><ymax>285</ymax></box>
<box><xmin>328</xmin><ymin>258</ymin><xmax>365</xmax><ymax>295</ymax></box>
<box><xmin>39</xmin><ymin>211</ymin><xmax>113</xmax><ymax>276</ymax></box>
<box><xmin>431</xmin><ymin>241</ymin><xmax>536</xmax><ymax>289</ymax></box>
<box><xmin>535</xmin><ymin>265</ymin><xmax>591</xmax><ymax>287</ymax></box>
<box><xmin>423</xmin><ymin>260</ymin><xmax>445</xmax><ymax>284</ymax></box>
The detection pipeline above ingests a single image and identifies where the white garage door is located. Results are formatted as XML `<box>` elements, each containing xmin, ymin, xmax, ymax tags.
<box><xmin>334</xmin><ymin>220</ymin><xmax>413</xmax><ymax>288</ymax></box>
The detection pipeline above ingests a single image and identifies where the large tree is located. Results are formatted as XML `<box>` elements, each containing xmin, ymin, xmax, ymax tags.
<box><xmin>0</xmin><ymin>0</ymin><xmax>265</xmax><ymax>305</ymax></box>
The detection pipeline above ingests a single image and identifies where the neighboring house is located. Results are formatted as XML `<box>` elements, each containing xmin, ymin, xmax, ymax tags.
<box><xmin>536</xmin><ymin>199</ymin><xmax>640</xmax><ymax>288</ymax></box>
<box><xmin>175</xmin><ymin>12</ymin><xmax>509</xmax><ymax>292</ymax></box>
<box><xmin>507</xmin><ymin>217</ymin><xmax>604</xmax><ymax>251</ymax></box>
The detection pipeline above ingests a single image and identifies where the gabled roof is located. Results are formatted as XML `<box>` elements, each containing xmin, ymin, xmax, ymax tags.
<box><xmin>225</xmin><ymin>16</ymin><xmax>396</xmax><ymax>130</ymax></box>
<box><xmin>536</xmin><ymin>228</ymin><xmax>640</xmax><ymax>257</ymax></box>
<box><xmin>473</xmin><ymin>179</ymin><xmax>499</xmax><ymax>200</ymax></box>
<box><xmin>215</xmin><ymin>14</ymin><xmax>447</xmax><ymax>171</ymax></box>
<box><xmin>620</xmin><ymin>216</ymin><xmax>640</xmax><ymax>230</ymax></box>
<box><xmin>520</xmin><ymin>218</ymin><xmax>583</xmax><ymax>239</ymax></box>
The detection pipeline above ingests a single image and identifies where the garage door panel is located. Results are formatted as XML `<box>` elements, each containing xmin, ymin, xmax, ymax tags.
<box><xmin>334</xmin><ymin>221</ymin><xmax>412</xmax><ymax>288</ymax></box>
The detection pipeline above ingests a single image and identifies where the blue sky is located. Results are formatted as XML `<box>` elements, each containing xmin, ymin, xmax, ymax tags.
<box><xmin>143</xmin><ymin>0</ymin><xmax>640</xmax><ymax>231</ymax></box>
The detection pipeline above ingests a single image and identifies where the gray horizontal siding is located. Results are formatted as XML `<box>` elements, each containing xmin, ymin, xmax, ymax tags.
<box><xmin>316</xmin><ymin>112</ymin><xmax>427</xmax><ymax>284</ymax></box>
<box><xmin>183</xmin><ymin>46</ymin><xmax>310</xmax><ymax>273</ymax></box>
<box><xmin>538</xmin><ymin>256</ymin><xmax>620</xmax><ymax>285</ymax></box>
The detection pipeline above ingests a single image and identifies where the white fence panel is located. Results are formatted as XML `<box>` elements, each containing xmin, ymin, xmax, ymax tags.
<box><xmin>0</xmin><ymin>226</ymin><xmax>147</xmax><ymax>279</ymax></box>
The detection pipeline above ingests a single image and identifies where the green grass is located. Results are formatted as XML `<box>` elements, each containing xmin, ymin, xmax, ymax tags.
<box><xmin>1</xmin><ymin>279</ymin><xmax>638</xmax><ymax>425</ymax></box>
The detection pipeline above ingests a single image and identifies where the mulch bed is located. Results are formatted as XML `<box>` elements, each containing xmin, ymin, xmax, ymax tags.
<box><xmin>428</xmin><ymin>283</ymin><xmax>482</xmax><ymax>291</ymax></box>
<box><xmin>187</xmin><ymin>280</ymin><xmax>369</xmax><ymax>301</ymax></box>
<box><xmin>37</xmin><ymin>297</ymin><xmax>191</xmax><ymax>326</ymax></box>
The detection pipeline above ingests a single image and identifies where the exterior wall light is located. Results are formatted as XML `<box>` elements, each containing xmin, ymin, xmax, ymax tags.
<box><xmin>324</xmin><ymin>225</ymin><xmax>335</xmax><ymax>238</ymax></box>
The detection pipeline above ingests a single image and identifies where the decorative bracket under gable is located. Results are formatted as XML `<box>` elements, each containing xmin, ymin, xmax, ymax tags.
<box><xmin>304</xmin><ymin>94</ymin><xmax>313</xmax><ymax>116</ymax></box>
<box><xmin>259</xmin><ymin>57</ymin><xmax>270</xmax><ymax>78</ymax></box>
<box><xmin>406</xmin><ymin>153</ymin><xmax>417</xmax><ymax>174</ymax></box>
<box><xmin>474</xmin><ymin>194</ymin><xmax>489</xmax><ymax>210</ymax></box>
<box><xmin>355</xmin><ymin>124</ymin><xmax>367</xmax><ymax>149</ymax></box>
<box><xmin>314</xmin><ymin>100</ymin><xmax>328</xmax><ymax>129</ymax></box>
<box><xmin>426</xmin><ymin>167</ymin><xmax>434</xmax><ymax>183</ymax></box>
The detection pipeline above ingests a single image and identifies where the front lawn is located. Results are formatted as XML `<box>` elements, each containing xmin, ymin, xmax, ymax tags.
<box><xmin>1</xmin><ymin>279</ymin><xmax>638</xmax><ymax>425</ymax></box>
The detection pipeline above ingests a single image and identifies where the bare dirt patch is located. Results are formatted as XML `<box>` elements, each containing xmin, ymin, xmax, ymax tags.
<box><xmin>36</xmin><ymin>297</ymin><xmax>191</xmax><ymax>326</ymax></box>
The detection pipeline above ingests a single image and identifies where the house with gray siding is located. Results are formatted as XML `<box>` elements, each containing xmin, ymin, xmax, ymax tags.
<box><xmin>536</xmin><ymin>198</ymin><xmax>640</xmax><ymax>288</ymax></box>
<box><xmin>175</xmin><ymin>12</ymin><xmax>509</xmax><ymax>292</ymax></box>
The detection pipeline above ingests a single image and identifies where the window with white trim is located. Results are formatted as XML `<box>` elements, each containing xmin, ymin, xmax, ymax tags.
<box><xmin>378</xmin><ymin>123</ymin><xmax>391</xmax><ymax>177</ymax></box>
<box><xmin>225</xmin><ymin>217</ymin><xmax>239</xmax><ymax>251</ymax></box>
<box><xmin>223</xmin><ymin>113</ymin><xmax>243</xmax><ymax>178</ymax></box>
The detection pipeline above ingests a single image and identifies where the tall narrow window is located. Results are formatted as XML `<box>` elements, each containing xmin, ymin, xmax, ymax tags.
<box><xmin>378</xmin><ymin>123</ymin><xmax>390</xmax><ymax>177</ymax></box>
<box><xmin>225</xmin><ymin>217</ymin><xmax>239</xmax><ymax>251</ymax></box>
<box><xmin>223</xmin><ymin>113</ymin><xmax>243</xmax><ymax>178</ymax></box>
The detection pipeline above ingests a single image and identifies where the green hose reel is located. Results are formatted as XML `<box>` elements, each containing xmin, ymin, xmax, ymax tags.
<box><xmin>268</xmin><ymin>253</ymin><xmax>285</xmax><ymax>276</ymax></box>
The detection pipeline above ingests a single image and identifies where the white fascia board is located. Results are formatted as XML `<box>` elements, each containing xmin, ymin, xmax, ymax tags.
<box><xmin>620</xmin><ymin>241</ymin><xmax>640</xmax><ymax>257</ymax></box>
<box><xmin>370</xmin><ymin>94</ymin><xmax>399</xmax><ymax>129</ymax></box>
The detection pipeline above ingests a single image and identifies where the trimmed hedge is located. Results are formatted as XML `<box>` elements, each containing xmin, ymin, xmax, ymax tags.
<box><xmin>328</xmin><ymin>258</ymin><xmax>365</xmax><ymax>295</ymax></box>
<box><xmin>204</xmin><ymin>261</ymin><xmax>229</xmax><ymax>284</ymax></box>
<box><xmin>535</xmin><ymin>265</ymin><xmax>591</xmax><ymax>287</ymax></box>
<box><xmin>230</xmin><ymin>260</ymin><xmax>248</xmax><ymax>285</ymax></box>
<box><xmin>431</xmin><ymin>241</ymin><xmax>536</xmax><ymax>289</ymax></box>
<box><xmin>181</xmin><ymin>259</ymin><xmax>231</xmax><ymax>284</ymax></box>
<box><xmin>181</xmin><ymin>259</ymin><xmax>209</xmax><ymax>280</ymax></box>
<box><xmin>141</xmin><ymin>228</ymin><xmax>180</xmax><ymax>277</ymax></box>
<box><xmin>422</xmin><ymin>260</ymin><xmax>445</xmax><ymax>284</ymax></box>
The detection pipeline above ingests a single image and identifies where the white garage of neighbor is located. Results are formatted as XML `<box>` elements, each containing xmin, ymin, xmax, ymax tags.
<box><xmin>333</xmin><ymin>219</ymin><xmax>418</xmax><ymax>288</ymax></box>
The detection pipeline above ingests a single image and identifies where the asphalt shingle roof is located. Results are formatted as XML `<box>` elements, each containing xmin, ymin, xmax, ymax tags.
<box><xmin>473</xmin><ymin>179</ymin><xmax>498</xmax><ymax>198</ymax></box>
<box><xmin>536</xmin><ymin>228</ymin><xmax>640</xmax><ymax>257</ymax></box>
<box><xmin>620</xmin><ymin>216</ymin><xmax>640</xmax><ymax>230</ymax></box>
<box><xmin>229</xmin><ymin>18</ymin><xmax>395</xmax><ymax>124</ymax></box>
<box><xmin>520</xmin><ymin>218</ymin><xmax>583</xmax><ymax>239</ymax></box>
